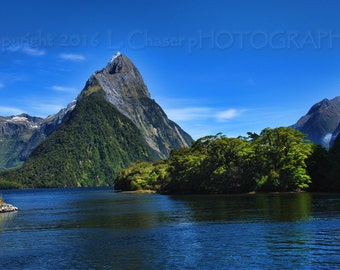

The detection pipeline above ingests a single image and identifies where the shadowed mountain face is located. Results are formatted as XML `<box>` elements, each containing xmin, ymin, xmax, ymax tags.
<box><xmin>292</xmin><ymin>97</ymin><xmax>340</xmax><ymax>149</ymax></box>
<box><xmin>0</xmin><ymin>53</ymin><xmax>193</xmax><ymax>187</ymax></box>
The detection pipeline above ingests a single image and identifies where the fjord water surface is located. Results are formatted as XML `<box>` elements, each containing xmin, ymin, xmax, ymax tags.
<box><xmin>0</xmin><ymin>188</ymin><xmax>340</xmax><ymax>269</ymax></box>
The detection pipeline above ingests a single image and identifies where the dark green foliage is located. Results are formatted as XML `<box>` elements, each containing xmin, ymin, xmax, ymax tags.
<box><xmin>115</xmin><ymin>127</ymin><xmax>314</xmax><ymax>194</ymax></box>
<box><xmin>305</xmin><ymin>132</ymin><xmax>340</xmax><ymax>192</ymax></box>
<box><xmin>306</xmin><ymin>144</ymin><xmax>333</xmax><ymax>191</ymax></box>
<box><xmin>328</xmin><ymin>133</ymin><xmax>340</xmax><ymax>191</ymax></box>
<box><xmin>163</xmin><ymin>134</ymin><xmax>257</xmax><ymax>194</ymax></box>
<box><xmin>0</xmin><ymin>177</ymin><xmax>20</xmax><ymax>189</ymax></box>
<box><xmin>114</xmin><ymin>160</ymin><xmax>168</xmax><ymax>191</ymax></box>
<box><xmin>1</xmin><ymin>91</ymin><xmax>155</xmax><ymax>188</ymax></box>
<box><xmin>253</xmin><ymin>127</ymin><xmax>313</xmax><ymax>192</ymax></box>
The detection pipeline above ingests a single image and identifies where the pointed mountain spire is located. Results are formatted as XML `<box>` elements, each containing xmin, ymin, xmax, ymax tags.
<box><xmin>79</xmin><ymin>53</ymin><xmax>192</xmax><ymax>158</ymax></box>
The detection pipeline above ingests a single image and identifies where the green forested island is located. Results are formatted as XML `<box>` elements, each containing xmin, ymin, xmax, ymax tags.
<box><xmin>115</xmin><ymin>127</ymin><xmax>340</xmax><ymax>194</ymax></box>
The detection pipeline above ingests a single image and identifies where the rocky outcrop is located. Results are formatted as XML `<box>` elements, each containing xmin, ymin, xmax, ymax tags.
<box><xmin>291</xmin><ymin>97</ymin><xmax>340</xmax><ymax>149</ymax></box>
<box><xmin>0</xmin><ymin>203</ymin><xmax>18</xmax><ymax>213</ymax></box>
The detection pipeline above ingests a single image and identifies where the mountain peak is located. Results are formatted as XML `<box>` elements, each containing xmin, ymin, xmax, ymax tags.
<box><xmin>109</xmin><ymin>51</ymin><xmax>122</xmax><ymax>63</ymax></box>
<box><xmin>307</xmin><ymin>98</ymin><xmax>330</xmax><ymax>115</ymax></box>
<box><xmin>292</xmin><ymin>96</ymin><xmax>340</xmax><ymax>149</ymax></box>
<box><xmin>79</xmin><ymin>53</ymin><xmax>192</xmax><ymax>158</ymax></box>
<box><xmin>106</xmin><ymin>52</ymin><xmax>132</xmax><ymax>74</ymax></box>
<box><xmin>89</xmin><ymin>53</ymin><xmax>151</xmax><ymax>100</ymax></box>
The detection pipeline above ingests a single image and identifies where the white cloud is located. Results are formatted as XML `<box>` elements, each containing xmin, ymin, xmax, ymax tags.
<box><xmin>163</xmin><ymin>105</ymin><xmax>303</xmax><ymax>140</ymax></box>
<box><xmin>322</xmin><ymin>133</ymin><xmax>333</xmax><ymax>148</ymax></box>
<box><xmin>6</xmin><ymin>44</ymin><xmax>45</xmax><ymax>56</ymax></box>
<box><xmin>0</xmin><ymin>72</ymin><xmax>26</xmax><ymax>84</ymax></box>
<box><xmin>165</xmin><ymin>106</ymin><xmax>244</xmax><ymax>122</ymax></box>
<box><xmin>165</xmin><ymin>107</ymin><xmax>211</xmax><ymax>121</ymax></box>
<box><xmin>51</xmin><ymin>85</ymin><xmax>77</xmax><ymax>93</ymax></box>
<box><xmin>0</xmin><ymin>106</ymin><xmax>24</xmax><ymax>116</ymax></box>
<box><xmin>22</xmin><ymin>46</ymin><xmax>45</xmax><ymax>56</ymax></box>
<box><xmin>59</xmin><ymin>53</ymin><xmax>85</xmax><ymax>62</ymax></box>
<box><xmin>215</xmin><ymin>109</ymin><xmax>243</xmax><ymax>121</ymax></box>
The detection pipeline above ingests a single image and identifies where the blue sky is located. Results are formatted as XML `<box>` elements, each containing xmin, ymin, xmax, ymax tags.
<box><xmin>1</xmin><ymin>0</ymin><xmax>340</xmax><ymax>139</ymax></box>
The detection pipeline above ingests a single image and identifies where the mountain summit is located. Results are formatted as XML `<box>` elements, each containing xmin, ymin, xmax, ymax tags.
<box><xmin>0</xmin><ymin>53</ymin><xmax>193</xmax><ymax>187</ymax></box>
<box><xmin>84</xmin><ymin>52</ymin><xmax>151</xmax><ymax>102</ymax></box>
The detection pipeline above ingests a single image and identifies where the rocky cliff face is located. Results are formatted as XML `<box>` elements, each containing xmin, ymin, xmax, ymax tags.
<box><xmin>292</xmin><ymin>97</ymin><xmax>340</xmax><ymax>149</ymax></box>
<box><xmin>79</xmin><ymin>52</ymin><xmax>192</xmax><ymax>158</ymax></box>
<box><xmin>0</xmin><ymin>101</ymin><xmax>75</xmax><ymax>170</ymax></box>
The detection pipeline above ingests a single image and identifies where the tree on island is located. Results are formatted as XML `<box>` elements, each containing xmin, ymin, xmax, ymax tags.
<box><xmin>115</xmin><ymin>127</ymin><xmax>314</xmax><ymax>194</ymax></box>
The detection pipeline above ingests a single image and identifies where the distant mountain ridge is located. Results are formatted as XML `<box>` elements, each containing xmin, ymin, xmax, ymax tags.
<box><xmin>0</xmin><ymin>102</ymin><xmax>75</xmax><ymax>170</ymax></box>
<box><xmin>291</xmin><ymin>96</ymin><xmax>340</xmax><ymax>149</ymax></box>
<box><xmin>0</xmin><ymin>53</ymin><xmax>193</xmax><ymax>187</ymax></box>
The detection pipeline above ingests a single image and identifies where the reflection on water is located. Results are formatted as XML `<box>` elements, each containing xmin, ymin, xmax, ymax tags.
<box><xmin>0</xmin><ymin>211</ymin><xmax>17</xmax><ymax>228</ymax></box>
<box><xmin>0</xmin><ymin>188</ymin><xmax>339</xmax><ymax>269</ymax></box>
<box><xmin>170</xmin><ymin>192</ymin><xmax>313</xmax><ymax>223</ymax></box>
<box><xmin>255</xmin><ymin>193</ymin><xmax>312</xmax><ymax>221</ymax></box>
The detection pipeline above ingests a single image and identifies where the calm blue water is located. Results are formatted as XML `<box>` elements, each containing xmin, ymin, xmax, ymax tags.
<box><xmin>0</xmin><ymin>188</ymin><xmax>340</xmax><ymax>269</ymax></box>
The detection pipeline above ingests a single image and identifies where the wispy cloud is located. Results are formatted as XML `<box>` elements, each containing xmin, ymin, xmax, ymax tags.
<box><xmin>51</xmin><ymin>85</ymin><xmax>77</xmax><ymax>93</ymax></box>
<box><xmin>6</xmin><ymin>44</ymin><xmax>45</xmax><ymax>56</ymax></box>
<box><xmin>163</xmin><ymin>104</ymin><xmax>303</xmax><ymax>140</ymax></box>
<box><xmin>165</xmin><ymin>107</ymin><xmax>244</xmax><ymax>122</ymax></box>
<box><xmin>0</xmin><ymin>106</ymin><xmax>24</xmax><ymax>116</ymax></box>
<box><xmin>215</xmin><ymin>109</ymin><xmax>245</xmax><ymax>122</ymax></box>
<box><xmin>0</xmin><ymin>72</ymin><xmax>27</xmax><ymax>83</ymax></box>
<box><xmin>59</xmin><ymin>53</ymin><xmax>85</xmax><ymax>62</ymax></box>
<box><xmin>22</xmin><ymin>46</ymin><xmax>45</xmax><ymax>56</ymax></box>
<box><xmin>165</xmin><ymin>107</ymin><xmax>211</xmax><ymax>121</ymax></box>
